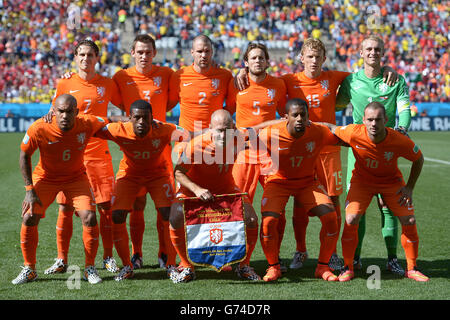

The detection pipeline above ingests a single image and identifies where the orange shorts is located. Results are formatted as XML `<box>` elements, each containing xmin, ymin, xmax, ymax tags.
<box><xmin>112</xmin><ymin>175</ymin><xmax>174</xmax><ymax>211</ymax></box>
<box><xmin>315</xmin><ymin>151</ymin><xmax>343</xmax><ymax>197</ymax></box>
<box><xmin>57</xmin><ymin>159</ymin><xmax>115</xmax><ymax>205</ymax></box>
<box><xmin>132</xmin><ymin>146</ymin><xmax>175</xmax><ymax>199</ymax></box>
<box><xmin>232</xmin><ymin>161</ymin><xmax>265</xmax><ymax>203</ymax></box>
<box><xmin>174</xmin><ymin>184</ymin><xmax>251</xmax><ymax>205</ymax></box>
<box><xmin>261</xmin><ymin>179</ymin><xmax>333</xmax><ymax>215</ymax></box>
<box><xmin>28</xmin><ymin>174</ymin><xmax>95</xmax><ymax>217</ymax></box>
<box><xmin>345</xmin><ymin>180</ymin><xmax>415</xmax><ymax>217</ymax></box>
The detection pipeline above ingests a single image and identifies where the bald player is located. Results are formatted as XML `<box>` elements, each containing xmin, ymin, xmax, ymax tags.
<box><xmin>168</xmin><ymin>109</ymin><xmax>274</xmax><ymax>283</ymax></box>
<box><xmin>168</xmin><ymin>35</ymin><xmax>234</xmax><ymax>134</ymax></box>
<box><xmin>13</xmin><ymin>94</ymin><xmax>107</xmax><ymax>285</ymax></box>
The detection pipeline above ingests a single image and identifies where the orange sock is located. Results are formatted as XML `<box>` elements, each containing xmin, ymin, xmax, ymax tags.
<box><xmin>341</xmin><ymin>222</ymin><xmax>359</xmax><ymax>270</ymax></box>
<box><xmin>156</xmin><ymin>211</ymin><xmax>166</xmax><ymax>257</ymax></box>
<box><xmin>277</xmin><ymin>213</ymin><xmax>286</xmax><ymax>252</ymax></box>
<box><xmin>112</xmin><ymin>222</ymin><xmax>131</xmax><ymax>267</ymax></box>
<box><xmin>129</xmin><ymin>210</ymin><xmax>145</xmax><ymax>256</ymax></box>
<box><xmin>170</xmin><ymin>226</ymin><xmax>192</xmax><ymax>268</ymax></box>
<box><xmin>241</xmin><ymin>226</ymin><xmax>258</xmax><ymax>266</ymax></box>
<box><xmin>21</xmin><ymin>224</ymin><xmax>38</xmax><ymax>269</ymax></box>
<box><xmin>335</xmin><ymin>205</ymin><xmax>342</xmax><ymax>252</ymax></box>
<box><xmin>260</xmin><ymin>216</ymin><xmax>279</xmax><ymax>265</ymax></box>
<box><xmin>98</xmin><ymin>208</ymin><xmax>113</xmax><ymax>259</ymax></box>
<box><xmin>82</xmin><ymin>225</ymin><xmax>99</xmax><ymax>267</ymax></box>
<box><xmin>56</xmin><ymin>209</ymin><xmax>73</xmax><ymax>262</ymax></box>
<box><xmin>293</xmin><ymin>206</ymin><xmax>309</xmax><ymax>252</ymax></box>
<box><xmin>401</xmin><ymin>224</ymin><xmax>419</xmax><ymax>271</ymax></box>
<box><xmin>318</xmin><ymin>211</ymin><xmax>338</xmax><ymax>264</ymax></box>
<box><xmin>319</xmin><ymin>205</ymin><xmax>342</xmax><ymax>253</ymax></box>
<box><xmin>160</xmin><ymin>219</ymin><xmax>177</xmax><ymax>266</ymax></box>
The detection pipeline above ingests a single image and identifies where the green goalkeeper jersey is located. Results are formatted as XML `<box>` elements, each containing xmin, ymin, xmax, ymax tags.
<box><xmin>336</xmin><ymin>68</ymin><xmax>411</xmax><ymax>129</ymax></box>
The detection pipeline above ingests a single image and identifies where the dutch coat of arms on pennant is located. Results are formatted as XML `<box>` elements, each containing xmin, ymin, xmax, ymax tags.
<box><xmin>181</xmin><ymin>193</ymin><xmax>247</xmax><ymax>271</ymax></box>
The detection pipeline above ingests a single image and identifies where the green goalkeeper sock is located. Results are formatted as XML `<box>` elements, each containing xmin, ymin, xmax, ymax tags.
<box><xmin>380</xmin><ymin>207</ymin><xmax>398</xmax><ymax>258</ymax></box>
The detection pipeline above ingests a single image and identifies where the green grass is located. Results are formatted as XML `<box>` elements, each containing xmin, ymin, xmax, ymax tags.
<box><xmin>1</xmin><ymin>131</ymin><xmax>449</xmax><ymax>301</ymax></box>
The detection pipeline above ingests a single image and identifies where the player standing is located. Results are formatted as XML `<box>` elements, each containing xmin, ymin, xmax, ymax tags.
<box><xmin>281</xmin><ymin>38</ymin><xmax>350</xmax><ymax>271</ymax></box>
<box><xmin>44</xmin><ymin>40</ymin><xmax>124</xmax><ymax>276</ymax></box>
<box><xmin>258</xmin><ymin>98</ymin><xmax>341</xmax><ymax>282</ymax></box>
<box><xmin>336</xmin><ymin>35</ymin><xmax>412</xmax><ymax>275</ymax></box>
<box><xmin>168</xmin><ymin>35</ymin><xmax>234</xmax><ymax>134</ymax></box>
<box><xmin>112</xmin><ymin>34</ymin><xmax>176</xmax><ymax>269</ymax></box>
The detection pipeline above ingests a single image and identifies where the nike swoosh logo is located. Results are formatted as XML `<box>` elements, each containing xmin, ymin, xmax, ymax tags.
<box><xmin>238</xmin><ymin>91</ymin><xmax>248</xmax><ymax>95</ymax></box>
<box><xmin>407</xmin><ymin>207</ymin><xmax>414</xmax><ymax>211</ymax></box>
<box><xmin>335</xmin><ymin>186</ymin><xmax>342</xmax><ymax>191</ymax></box>
<box><xmin>293</xmin><ymin>85</ymin><xmax>306</xmax><ymax>88</ymax></box>
<box><xmin>48</xmin><ymin>140</ymin><xmax>60</xmax><ymax>144</ymax></box>
<box><xmin>326</xmin><ymin>232</ymin><xmax>338</xmax><ymax>237</ymax></box>
<box><xmin>183</xmin><ymin>82</ymin><xmax>193</xmax><ymax>86</ymax></box>
<box><xmin>127</xmin><ymin>81</ymin><xmax>135</xmax><ymax>85</ymax></box>
<box><xmin>278</xmin><ymin>147</ymin><xmax>289</xmax><ymax>151</ymax></box>
<box><xmin>69</xmin><ymin>90</ymin><xmax>79</xmax><ymax>94</ymax></box>
<box><xmin>355</xmin><ymin>145</ymin><xmax>366</xmax><ymax>150</ymax></box>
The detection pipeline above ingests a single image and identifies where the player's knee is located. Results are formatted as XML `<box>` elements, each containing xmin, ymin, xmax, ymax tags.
<box><xmin>133</xmin><ymin>196</ymin><xmax>146</xmax><ymax>211</ymax></box>
<box><xmin>243</xmin><ymin>204</ymin><xmax>258</xmax><ymax>228</ymax></box>
<box><xmin>157</xmin><ymin>207</ymin><xmax>171</xmax><ymax>221</ymax></box>
<box><xmin>345</xmin><ymin>214</ymin><xmax>360</xmax><ymax>225</ymax></box>
<box><xmin>112</xmin><ymin>210</ymin><xmax>127</xmax><ymax>224</ymax></box>
<box><xmin>80</xmin><ymin>210</ymin><xmax>97</xmax><ymax>226</ymax></box>
<box><xmin>169</xmin><ymin>203</ymin><xmax>184</xmax><ymax>229</ymax></box>
<box><xmin>97</xmin><ymin>201</ymin><xmax>111</xmax><ymax>211</ymax></box>
<box><xmin>22</xmin><ymin>213</ymin><xmax>40</xmax><ymax>226</ymax></box>
<box><xmin>59</xmin><ymin>204</ymin><xmax>74</xmax><ymax>213</ymax></box>
<box><xmin>399</xmin><ymin>215</ymin><xmax>416</xmax><ymax>226</ymax></box>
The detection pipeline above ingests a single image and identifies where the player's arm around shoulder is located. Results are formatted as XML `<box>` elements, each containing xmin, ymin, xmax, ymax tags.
<box><xmin>335</xmin><ymin>74</ymin><xmax>353</xmax><ymax>111</ymax></box>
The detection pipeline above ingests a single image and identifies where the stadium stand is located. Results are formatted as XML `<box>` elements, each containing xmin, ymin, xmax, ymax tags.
<box><xmin>0</xmin><ymin>0</ymin><xmax>448</xmax><ymax>106</ymax></box>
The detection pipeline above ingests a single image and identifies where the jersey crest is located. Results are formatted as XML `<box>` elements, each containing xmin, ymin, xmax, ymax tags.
<box><xmin>77</xmin><ymin>132</ymin><xmax>86</xmax><ymax>145</ymax></box>
<box><xmin>267</xmin><ymin>88</ymin><xmax>276</xmax><ymax>100</ymax></box>
<box><xmin>152</xmin><ymin>138</ymin><xmax>161</xmax><ymax>148</ymax></box>
<box><xmin>378</xmin><ymin>83</ymin><xmax>389</xmax><ymax>93</ymax></box>
<box><xmin>384</xmin><ymin>151</ymin><xmax>394</xmax><ymax>161</ymax></box>
<box><xmin>153</xmin><ymin>76</ymin><xmax>162</xmax><ymax>88</ymax></box>
<box><xmin>97</xmin><ymin>86</ymin><xmax>105</xmax><ymax>97</ymax></box>
<box><xmin>211</xmin><ymin>78</ymin><xmax>220</xmax><ymax>90</ymax></box>
<box><xmin>306</xmin><ymin>141</ymin><xmax>315</xmax><ymax>153</ymax></box>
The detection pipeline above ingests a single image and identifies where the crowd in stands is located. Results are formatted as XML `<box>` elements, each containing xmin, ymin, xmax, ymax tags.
<box><xmin>0</xmin><ymin>0</ymin><xmax>448</xmax><ymax>104</ymax></box>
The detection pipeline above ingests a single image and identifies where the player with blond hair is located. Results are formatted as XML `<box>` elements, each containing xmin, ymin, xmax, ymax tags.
<box><xmin>336</xmin><ymin>35</ymin><xmax>412</xmax><ymax>275</ymax></box>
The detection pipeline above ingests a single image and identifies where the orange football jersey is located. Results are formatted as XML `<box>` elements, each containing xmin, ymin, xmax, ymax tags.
<box><xmin>177</xmin><ymin>130</ymin><xmax>247</xmax><ymax>193</ymax></box>
<box><xmin>112</xmin><ymin>65</ymin><xmax>174</xmax><ymax>120</ymax></box>
<box><xmin>281</xmin><ymin>70</ymin><xmax>350</xmax><ymax>153</ymax></box>
<box><xmin>21</xmin><ymin>115</ymin><xmax>107</xmax><ymax>182</ymax></box>
<box><xmin>169</xmin><ymin>65</ymin><xmax>233</xmax><ymax>132</ymax></box>
<box><xmin>258</xmin><ymin>121</ymin><xmax>339</xmax><ymax>186</ymax></box>
<box><xmin>103</xmin><ymin>121</ymin><xmax>179</xmax><ymax>178</ymax></box>
<box><xmin>227</xmin><ymin>74</ymin><xmax>287</xmax><ymax>128</ymax></box>
<box><xmin>53</xmin><ymin>73</ymin><xmax>123</xmax><ymax>160</ymax></box>
<box><xmin>333</xmin><ymin>124</ymin><xmax>423</xmax><ymax>185</ymax></box>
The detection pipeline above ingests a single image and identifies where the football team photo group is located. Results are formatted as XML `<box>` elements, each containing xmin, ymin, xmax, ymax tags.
<box><xmin>1</xmin><ymin>0</ymin><xmax>449</xmax><ymax>305</ymax></box>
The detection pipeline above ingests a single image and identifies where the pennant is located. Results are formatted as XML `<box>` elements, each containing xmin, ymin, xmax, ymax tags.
<box><xmin>182</xmin><ymin>193</ymin><xmax>247</xmax><ymax>272</ymax></box>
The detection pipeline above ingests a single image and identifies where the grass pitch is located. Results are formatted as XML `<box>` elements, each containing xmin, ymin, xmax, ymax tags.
<box><xmin>0</xmin><ymin>131</ymin><xmax>449</xmax><ymax>304</ymax></box>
